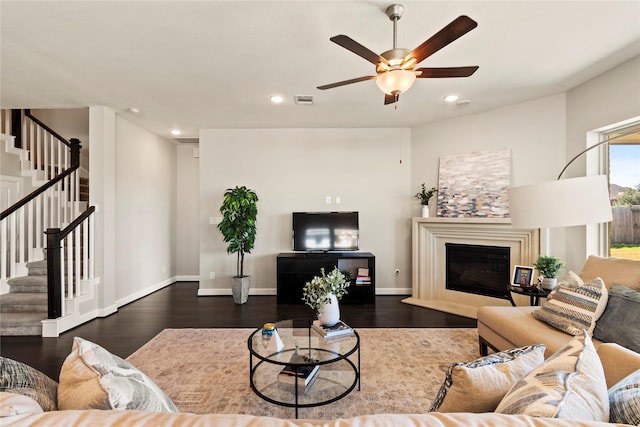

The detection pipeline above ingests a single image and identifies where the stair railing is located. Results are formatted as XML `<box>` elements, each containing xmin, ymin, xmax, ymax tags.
<box><xmin>45</xmin><ymin>206</ymin><xmax>95</xmax><ymax>318</ymax></box>
<box><xmin>0</xmin><ymin>109</ymin><xmax>81</xmax><ymax>282</ymax></box>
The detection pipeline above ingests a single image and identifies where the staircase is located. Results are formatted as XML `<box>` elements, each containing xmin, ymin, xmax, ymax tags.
<box><xmin>1</xmin><ymin>109</ymin><xmax>97</xmax><ymax>337</ymax></box>
<box><xmin>1</xmin><ymin>261</ymin><xmax>47</xmax><ymax>335</ymax></box>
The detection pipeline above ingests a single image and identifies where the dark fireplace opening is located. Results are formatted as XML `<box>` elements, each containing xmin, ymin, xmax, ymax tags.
<box><xmin>445</xmin><ymin>243</ymin><xmax>510</xmax><ymax>300</ymax></box>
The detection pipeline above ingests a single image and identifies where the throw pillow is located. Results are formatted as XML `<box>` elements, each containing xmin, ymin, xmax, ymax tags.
<box><xmin>495</xmin><ymin>331</ymin><xmax>609</xmax><ymax>421</ymax></box>
<box><xmin>532</xmin><ymin>278</ymin><xmax>608</xmax><ymax>335</ymax></box>
<box><xmin>429</xmin><ymin>344</ymin><xmax>545</xmax><ymax>413</ymax></box>
<box><xmin>609</xmin><ymin>369</ymin><xmax>640</xmax><ymax>425</ymax></box>
<box><xmin>58</xmin><ymin>337</ymin><xmax>178</xmax><ymax>412</ymax></box>
<box><xmin>0</xmin><ymin>357</ymin><xmax>58</xmax><ymax>411</ymax></box>
<box><xmin>593</xmin><ymin>284</ymin><xmax>640</xmax><ymax>353</ymax></box>
<box><xmin>0</xmin><ymin>392</ymin><xmax>44</xmax><ymax>417</ymax></box>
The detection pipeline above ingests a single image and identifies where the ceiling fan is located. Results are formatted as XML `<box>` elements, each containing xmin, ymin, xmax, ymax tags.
<box><xmin>317</xmin><ymin>4</ymin><xmax>479</xmax><ymax>105</ymax></box>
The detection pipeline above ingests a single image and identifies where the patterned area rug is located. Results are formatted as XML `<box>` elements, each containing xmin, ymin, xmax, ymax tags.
<box><xmin>126</xmin><ymin>328</ymin><xmax>479</xmax><ymax>419</ymax></box>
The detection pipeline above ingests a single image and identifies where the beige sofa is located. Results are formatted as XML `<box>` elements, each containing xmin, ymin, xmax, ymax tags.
<box><xmin>478</xmin><ymin>256</ymin><xmax>640</xmax><ymax>388</ymax></box>
<box><xmin>0</xmin><ymin>392</ymin><xmax>633</xmax><ymax>426</ymax></box>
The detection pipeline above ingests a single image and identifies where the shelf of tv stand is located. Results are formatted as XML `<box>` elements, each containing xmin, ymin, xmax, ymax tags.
<box><xmin>276</xmin><ymin>252</ymin><xmax>375</xmax><ymax>305</ymax></box>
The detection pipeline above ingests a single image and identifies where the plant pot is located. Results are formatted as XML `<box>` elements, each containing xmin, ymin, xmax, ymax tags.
<box><xmin>318</xmin><ymin>293</ymin><xmax>340</xmax><ymax>327</ymax></box>
<box><xmin>421</xmin><ymin>205</ymin><xmax>430</xmax><ymax>218</ymax></box>
<box><xmin>541</xmin><ymin>277</ymin><xmax>557</xmax><ymax>290</ymax></box>
<box><xmin>231</xmin><ymin>276</ymin><xmax>250</xmax><ymax>304</ymax></box>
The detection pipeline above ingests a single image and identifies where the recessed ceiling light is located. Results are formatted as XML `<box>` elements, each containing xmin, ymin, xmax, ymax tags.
<box><xmin>171</xmin><ymin>129</ymin><xmax>181</xmax><ymax>136</ymax></box>
<box><xmin>127</xmin><ymin>107</ymin><xmax>140</xmax><ymax>115</ymax></box>
<box><xmin>443</xmin><ymin>94</ymin><xmax>459</xmax><ymax>103</ymax></box>
<box><xmin>270</xmin><ymin>95</ymin><xmax>284</xmax><ymax>104</ymax></box>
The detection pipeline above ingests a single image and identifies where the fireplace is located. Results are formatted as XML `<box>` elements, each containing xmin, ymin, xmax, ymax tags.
<box><xmin>445</xmin><ymin>243</ymin><xmax>510</xmax><ymax>300</ymax></box>
<box><xmin>403</xmin><ymin>218</ymin><xmax>540</xmax><ymax>318</ymax></box>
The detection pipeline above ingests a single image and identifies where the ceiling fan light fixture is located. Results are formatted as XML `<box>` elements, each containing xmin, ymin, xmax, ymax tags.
<box><xmin>376</xmin><ymin>69</ymin><xmax>416</xmax><ymax>95</ymax></box>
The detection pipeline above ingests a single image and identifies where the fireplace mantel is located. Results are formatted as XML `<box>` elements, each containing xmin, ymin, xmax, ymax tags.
<box><xmin>402</xmin><ymin>217</ymin><xmax>540</xmax><ymax>318</ymax></box>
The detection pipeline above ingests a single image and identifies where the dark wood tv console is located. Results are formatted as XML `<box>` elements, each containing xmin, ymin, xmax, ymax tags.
<box><xmin>276</xmin><ymin>252</ymin><xmax>375</xmax><ymax>304</ymax></box>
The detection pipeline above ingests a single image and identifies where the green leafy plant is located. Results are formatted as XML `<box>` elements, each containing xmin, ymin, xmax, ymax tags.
<box><xmin>415</xmin><ymin>183</ymin><xmax>438</xmax><ymax>205</ymax></box>
<box><xmin>217</xmin><ymin>186</ymin><xmax>258</xmax><ymax>277</ymax></box>
<box><xmin>533</xmin><ymin>255</ymin><xmax>566</xmax><ymax>279</ymax></box>
<box><xmin>302</xmin><ymin>267</ymin><xmax>350</xmax><ymax>314</ymax></box>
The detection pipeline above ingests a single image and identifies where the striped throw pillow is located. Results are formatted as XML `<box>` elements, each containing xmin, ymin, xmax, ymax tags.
<box><xmin>533</xmin><ymin>278</ymin><xmax>608</xmax><ymax>335</ymax></box>
<box><xmin>495</xmin><ymin>331</ymin><xmax>609</xmax><ymax>421</ymax></box>
<box><xmin>609</xmin><ymin>369</ymin><xmax>640</xmax><ymax>425</ymax></box>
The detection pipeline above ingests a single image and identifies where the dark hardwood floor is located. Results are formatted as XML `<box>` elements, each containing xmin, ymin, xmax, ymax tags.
<box><xmin>0</xmin><ymin>282</ymin><xmax>476</xmax><ymax>380</ymax></box>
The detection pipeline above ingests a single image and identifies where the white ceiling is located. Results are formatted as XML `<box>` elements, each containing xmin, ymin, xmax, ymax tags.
<box><xmin>2</xmin><ymin>1</ymin><xmax>639</xmax><ymax>140</ymax></box>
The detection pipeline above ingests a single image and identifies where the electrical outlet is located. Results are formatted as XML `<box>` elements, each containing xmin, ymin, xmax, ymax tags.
<box><xmin>209</xmin><ymin>272</ymin><xmax>216</xmax><ymax>280</ymax></box>
<box><xmin>335</xmin><ymin>196</ymin><xmax>341</xmax><ymax>204</ymax></box>
<box><xmin>325</xmin><ymin>196</ymin><xmax>332</xmax><ymax>204</ymax></box>
<box><xmin>394</xmin><ymin>269</ymin><xmax>400</xmax><ymax>276</ymax></box>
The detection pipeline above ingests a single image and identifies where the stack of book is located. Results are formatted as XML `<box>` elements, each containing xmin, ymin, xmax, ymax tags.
<box><xmin>355</xmin><ymin>268</ymin><xmax>371</xmax><ymax>286</ymax></box>
<box><xmin>278</xmin><ymin>353</ymin><xmax>319</xmax><ymax>393</ymax></box>
<box><xmin>311</xmin><ymin>320</ymin><xmax>354</xmax><ymax>339</ymax></box>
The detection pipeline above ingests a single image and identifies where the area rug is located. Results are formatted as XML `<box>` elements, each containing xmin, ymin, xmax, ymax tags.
<box><xmin>126</xmin><ymin>328</ymin><xmax>479</xmax><ymax>419</ymax></box>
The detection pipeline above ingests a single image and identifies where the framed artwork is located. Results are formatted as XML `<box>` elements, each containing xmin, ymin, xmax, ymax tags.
<box><xmin>512</xmin><ymin>265</ymin><xmax>534</xmax><ymax>287</ymax></box>
<box><xmin>437</xmin><ymin>149</ymin><xmax>511</xmax><ymax>218</ymax></box>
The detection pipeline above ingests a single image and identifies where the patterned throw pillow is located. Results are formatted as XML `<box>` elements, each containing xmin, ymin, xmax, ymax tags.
<box><xmin>58</xmin><ymin>337</ymin><xmax>178</xmax><ymax>412</ymax></box>
<box><xmin>532</xmin><ymin>278</ymin><xmax>608</xmax><ymax>335</ymax></box>
<box><xmin>609</xmin><ymin>369</ymin><xmax>640</xmax><ymax>425</ymax></box>
<box><xmin>593</xmin><ymin>284</ymin><xmax>640</xmax><ymax>353</ymax></box>
<box><xmin>495</xmin><ymin>331</ymin><xmax>609</xmax><ymax>421</ymax></box>
<box><xmin>0</xmin><ymin>357</ymin><xmax>58</xmax><ymax>411</ymax></box>
<box><xmin>429</xmin><ymin>344</ymin><xmax>545</xmax><ymax>413</ymax></box>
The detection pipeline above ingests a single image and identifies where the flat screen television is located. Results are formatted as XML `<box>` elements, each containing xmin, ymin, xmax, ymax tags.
<box><xmin>292</xmin><ymin>212</ymin><xmax>359</xmax><ymax>252</ymax></box>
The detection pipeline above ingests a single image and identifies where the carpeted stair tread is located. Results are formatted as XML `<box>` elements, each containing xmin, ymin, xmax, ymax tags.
<box><xmin>0</xmin><ymin>293</ymin><xmax>47</xmax><ymax>313</ymax></box>
<box><xmin>26</xmin><ymin>260</ymin><xmax>47</xmax><ymax>275</ymax></box>
<box><xmin>0</xmin><ymin>312</ymin><xmax>45</xmax><ymax>336</ymax></box>
<box><xmin>7</xmin><ymin>275</ymin><xmax>47</xmax><ymax>293</ymax></box>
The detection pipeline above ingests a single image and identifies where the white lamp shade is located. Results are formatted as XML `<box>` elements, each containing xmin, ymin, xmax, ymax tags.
<box><xmin>376</xmin><ymin>69</ymin><xmax>416</xmax><ymax>95</ymax></box>
<box><xmin>508</xmin><ymin>175</ymin><xmax>613</xmax><ymax>229</ymax></box>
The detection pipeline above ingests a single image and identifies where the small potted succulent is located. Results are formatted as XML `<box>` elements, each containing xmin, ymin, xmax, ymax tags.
<box><xmin>302</xmin><ymin>267</ymin><xmax>350</xmax><ymax>327</ymax></box>
<box><xmin>533</xmin><ymin>255</ymin><xmax>566</xmax><ymax>290</ymax></box>
<box><xmin>414</xmin><ymin>183</ymin><xmax>438</xmax><ymax>217</ymax></box>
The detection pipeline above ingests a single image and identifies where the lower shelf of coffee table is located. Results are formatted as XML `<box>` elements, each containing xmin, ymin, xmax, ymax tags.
<box><xmin>250</xmin><ymin>356</ymin><xmax>358</xmax><ymax>408</ymax></box>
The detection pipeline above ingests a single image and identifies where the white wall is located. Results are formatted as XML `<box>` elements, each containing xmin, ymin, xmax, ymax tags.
<box><xmin>114</xmin><ymin>116</ymin><xmax>178</xmax><ymax>304</ymax></box>
<box><xmin>564</xmin><ymin>55</ymin><xmax>640</xmax><ymax>269</ymax></box>
<box><xmin>411</xmin><ymin>94</ymin><xmax>568</xmax><ymax>261</ymax></box>
<box><xmin>198</xmin><ymin>128</ymin><xmax>412</xmax><ymax>295</ymax></box>
<box><xmin>176</xmin><ymin>144</ymin><xmax>200</xmax><ymax>278</ymax></box>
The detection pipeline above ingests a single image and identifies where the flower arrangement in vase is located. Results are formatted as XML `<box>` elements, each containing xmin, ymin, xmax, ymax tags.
<box><xmin>414</xmin><ymin>183</ymin><xmax>438</xmax><ymax>217</ymax></box>
<box><xmin>302</xmin><ymin>267</ymin><xmax>350</xmax><ymax>326</ymax></box>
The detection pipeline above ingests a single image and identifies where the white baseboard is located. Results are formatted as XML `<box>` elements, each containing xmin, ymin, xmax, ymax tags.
<box><xmin>115</xmin><ymin>277</ymin><xmax>175</xmax><ymax>307</ymax></box>
<box><xmin>175</xmin><ymin>275</ymin><xmax>199</xmax><ymax>281</ymax></box>
<box><xmin>197</xmin><ymin>287</ymin><xmax>277</xmax><ymax>296</ymax></box>
<box><xmin>196</xmin><ymin>287</ymin><xmax>409</xmax><ymax>297</ymax></box>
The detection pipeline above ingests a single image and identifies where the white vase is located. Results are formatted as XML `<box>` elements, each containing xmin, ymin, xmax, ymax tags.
<box><xmin>421</xmin><ymin>205</ymin><xmax>430</xmax><ymax>218</ymax></box>
<box><xmin>541</xmin><ymin>277</ymin><xmax>558</xmax><ymax>290</ymax></box>
<box><xmin>318</xmin><ymin>293</ymin><xmax>340</xmax><ymax>327</ymax></box>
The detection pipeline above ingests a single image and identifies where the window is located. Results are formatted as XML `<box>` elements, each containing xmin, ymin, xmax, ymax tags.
<box><xmin>608</xmin><ymin>126</ymin><xmax>640</xmax><ymax>261</ymax></box>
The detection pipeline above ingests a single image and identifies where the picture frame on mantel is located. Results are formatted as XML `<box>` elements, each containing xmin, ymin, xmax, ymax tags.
<box><xmin>437</xmin><ymin>149</ymin><xmax>511</xmax><ymax>218</ymax></box>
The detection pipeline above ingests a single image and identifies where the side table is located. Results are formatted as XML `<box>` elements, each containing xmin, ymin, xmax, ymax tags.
<box><xmin>510</xmin><ymin>285</ymin><xmax>552</xmax><ymax>306</ymax></box>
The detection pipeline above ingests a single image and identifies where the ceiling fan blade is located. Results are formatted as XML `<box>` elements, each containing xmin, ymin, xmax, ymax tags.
<box><xmin>384</xmin><ymin>93</ymin><xmax>399</xmax><ymax>105</ymax></box>
<box><xmin>317</xmin><ymin>75</ymin><xmax>376</xmax><ymax>90</ymax></box>
<box><xmin>415</xmin><ymin>66</ymin><xmax>479</xmax><ymax>78</ymax></box>
<box><xmin>330</xmin><ymin>35</ymin><xmax>390</xmax><ymax>67</ymax></box>
<box><xmin>404</xmin><ymin>16</ymin><xmax>478</xmax><ymax>65</ymax></box>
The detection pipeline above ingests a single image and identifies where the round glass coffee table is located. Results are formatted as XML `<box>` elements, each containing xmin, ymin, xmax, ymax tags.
<box><xmin>248</xmin><ymin>319</ymin><xmax>360</xmax><ymax>418</ymax></box>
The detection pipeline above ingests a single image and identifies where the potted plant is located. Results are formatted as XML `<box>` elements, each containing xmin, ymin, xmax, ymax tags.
<box><xmin>217</xmin><ymin>185</ymin><xmax>259</xmax><ymax>304</ymax></box>
<box><xmin>533</xmin><ymin>255</ymin><xmax>566</xmax><ymax>290</ymax></box>
<box><xmin>415</xmin><ymin>183</ymin><xmax>438</xmax><ymax>217</ymax></box>
<box><xmin>302</xmin><ymin>267</ymin><xmax>350</xmax><ymax>327</ymax></box>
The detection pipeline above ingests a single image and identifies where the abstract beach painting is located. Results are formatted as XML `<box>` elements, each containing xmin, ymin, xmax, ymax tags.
<box><xmin>437</xmin><ymin>149</ymin><xmax>511</xmax><ymax>218</ymax></box>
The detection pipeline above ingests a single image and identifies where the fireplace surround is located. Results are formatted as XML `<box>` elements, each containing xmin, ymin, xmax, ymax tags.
<box><xmin>403</xmin><ymin>217</ymin><xmax>540</xmax><ymax>318</ymax></box>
